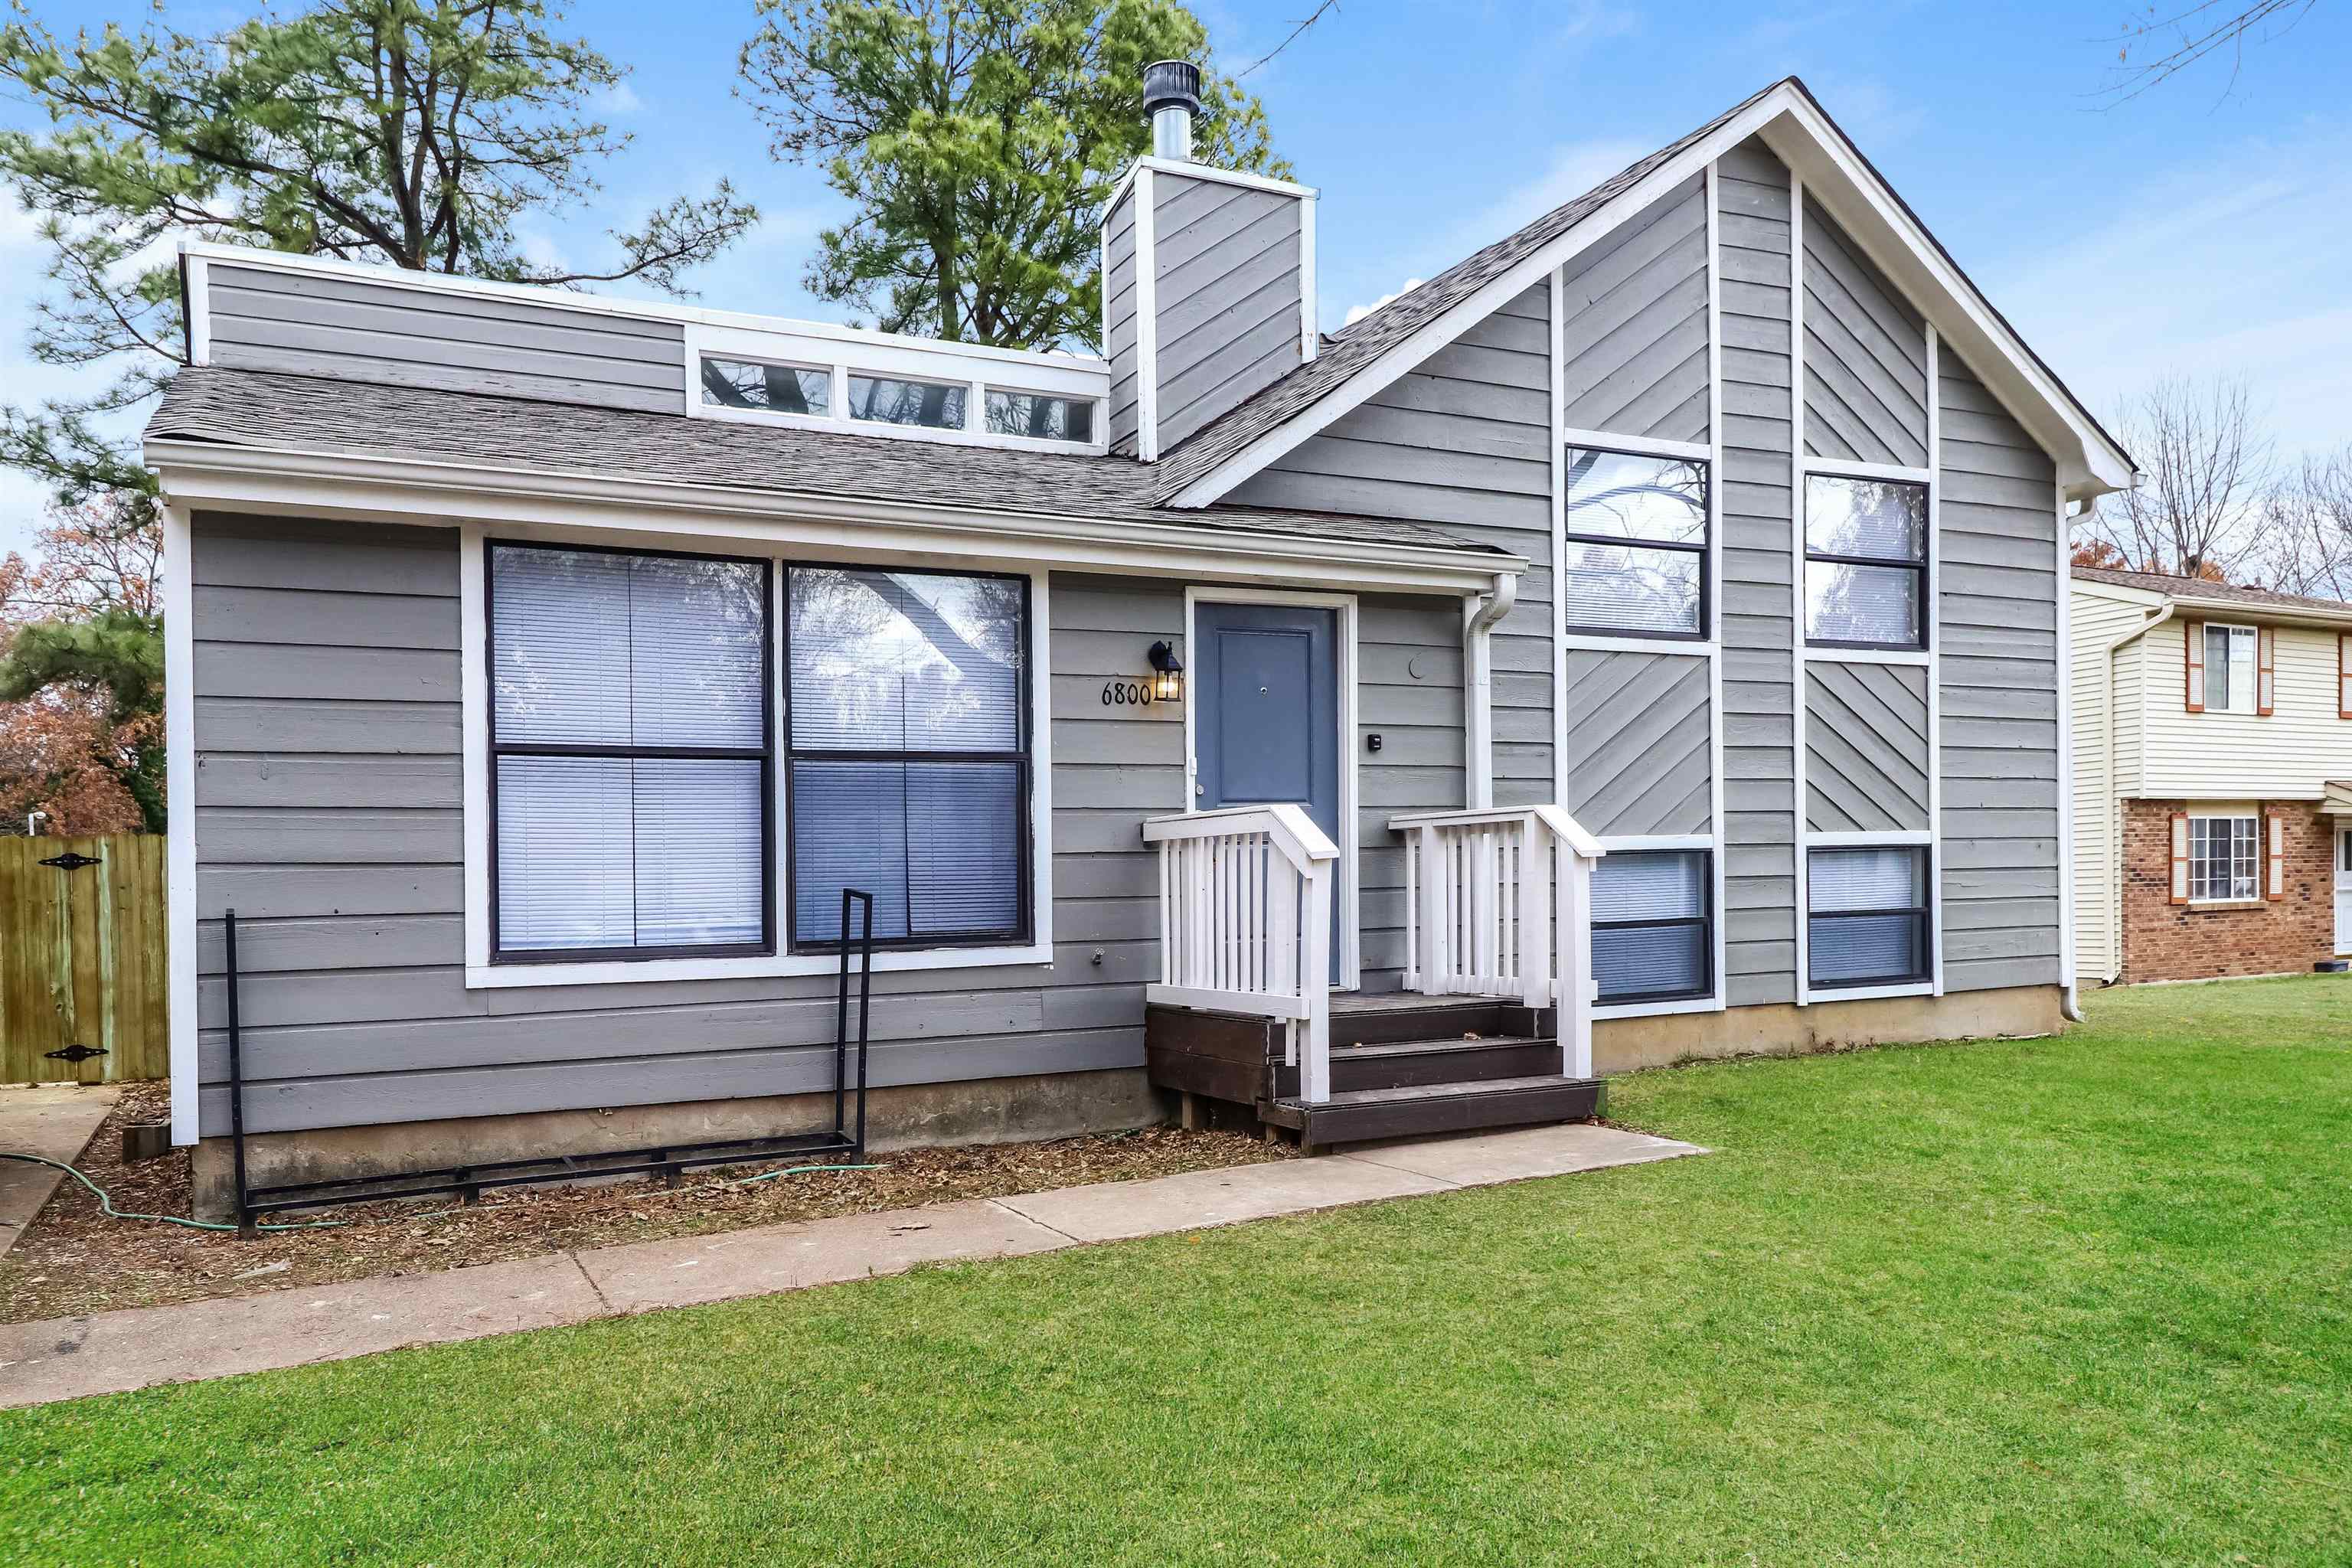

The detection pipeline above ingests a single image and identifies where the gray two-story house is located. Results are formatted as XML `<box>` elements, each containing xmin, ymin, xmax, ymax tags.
<box><xmin>151</xmin><ymin>74</ymin><xmax>2134</xmax><ymax>1210</ymax></box>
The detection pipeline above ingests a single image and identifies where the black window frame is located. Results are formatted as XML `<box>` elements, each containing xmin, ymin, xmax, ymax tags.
<box><xmin>1802</xmin><ymin>472</ymin><xmax>1930</xmax><ymax>653</ymax></box>
<box><xmin>485</xmin><ymin>538</ymin><xmax>778</xmax><ymax>967</ymax></box>
<box><xmin>1559</xmin><ymin>445</ymin><xmax>1711</xmax><ymax>642</ymax></box>
<box><xmin>782</xmin><ymin>563</ymin><xmax>1035</xmax><ymax>957</ymax></box>
<box><xmin>1591</xmin><ymin>848</ymin><xmax>1715</xmax><ymax>1007</ymax></box>
<box><xmin>1805</xmin><ymin>844</ymin><xmax>1932</xmax><ymax>991</ymax></box>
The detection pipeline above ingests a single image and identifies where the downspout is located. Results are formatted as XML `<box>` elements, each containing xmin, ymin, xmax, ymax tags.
<box><xmin>1463</xmin><ymin>573</ymin><xmax>1517</xmax><ymax>808</ymax></box>
<box><xmin>2094</xmin><ymin>599</ymin><xmax>2174</xmax><ymax>993</ymax></box>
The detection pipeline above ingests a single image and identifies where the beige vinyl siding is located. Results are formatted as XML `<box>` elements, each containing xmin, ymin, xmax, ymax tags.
<box><xmin>2066</xmin><ymin>586</ymin><xmax>2155</xmax><ymax>982</ymax></box>
<box><xmin>2136</xmin><ymin>618</ymin><xmax>2352</xmax><ymax>798</ymax></box>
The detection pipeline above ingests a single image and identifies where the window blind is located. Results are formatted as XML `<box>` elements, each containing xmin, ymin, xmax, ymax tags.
<box><xmin>1807</xmin><ymin>845</ymin><xmax>1929</xmax><ymax>988</ymax></box>
<box><xmin>1590</xmin><ymin>850</ymin><xmax>1711</xmax><ymax>1003</ymax></box>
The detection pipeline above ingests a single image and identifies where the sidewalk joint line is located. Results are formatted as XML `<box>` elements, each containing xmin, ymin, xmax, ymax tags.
<box><xmin>570</xmin><ymin>1252</ymin><xmax>613</xmax><ymax>1315</ymax></box>
<box><xmin>1333</xmin><ymin>1150</ymin><xmax>1467</xmax><ymax>1185</ymax></box>
<box><xmin>987</xmin><ymin>1197</ymin><xmax>1083</xmax><ymax>1244</ymax></box>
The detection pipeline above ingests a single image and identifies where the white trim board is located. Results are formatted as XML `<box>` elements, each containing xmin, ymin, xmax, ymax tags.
<box><xmin>458</xmin><ymin>533</ymin><xmax>1056</xmax><ymax>988</ymax></box>
<box><xmin>162</xmin><ymin>501</ymin><xmax>199</xmax><ymax>1145</ymax></box>
<box><xmin>1180</xmin><ymin>586</ymin><xmax>1364</xmax><ymax>990</ymax></box>
<box><xmin>1163</xmin><ymin>79</ymin><xmax>2133</xmax><ymax>512</ymax></box>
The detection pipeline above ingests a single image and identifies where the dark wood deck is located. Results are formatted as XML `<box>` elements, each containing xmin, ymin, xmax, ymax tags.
<box><xmin>1147</xmin><ymin>993</ymin><xmax>1605</xmax><ymax>1149</ymax></box>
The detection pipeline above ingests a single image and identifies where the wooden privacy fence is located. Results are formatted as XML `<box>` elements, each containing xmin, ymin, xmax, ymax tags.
<box><xmin>1</xmin><ymin>832</ymin><xmax>168</xmax><ymax>1083</ymax></box>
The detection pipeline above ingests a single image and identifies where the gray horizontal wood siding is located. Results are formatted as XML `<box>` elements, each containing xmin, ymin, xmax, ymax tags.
<box><xmin>1152</xmin><ymin>171</ymin><xmax>1302</xmax><ymax>452</ymax></box>
<box><xmin>1228</xmin><ymin>283</ymin><xmax>1553</xmax><ymax>805</ymax></box>
<box><xmin>1801</xmin><ymin>198</ymin><xmax>1927</xmax><ymax>469</ymax></box>
<box><xmin>1936</xmin><ymin>356</ymin><xmax>2062</xmax><ymax>991</ymax></box>
<box><xmin>1558</xmin><ymin>175</ymin><xmax>1709</xmax><ymax>444</ymax></box>
<box><xmin>1358</xmin><ymin>594</ymin><xmax>1470</xmax><ymax>991</ymax></box>
<box><xmin>1716</xmin><ymin>138</ymin><xmax>1798</xmax><ymax>1007</ymax></box>
<box><xmin>1805</xmin><ymin>662</ymin><xmax>1929</xmax><ymax>831</ymax></box>
<box><xmin>1104</xmin><ymin>188</ymin><xmax>1142</xmax><ymax>455</ymax></box>
<box><xmin>206</xmin><ymin>265</ymin><xmax>688</xmax><ymax>416</ymax></box>
<box><xmin>1560</xmin><ymin>651</ymin><xmax>1711</xmax><ymax>836</ymax></box>
<box><xmin>188</xmin><ymin>519</ymin><xmax>1184</xmax><ymax>1136</ymax></box>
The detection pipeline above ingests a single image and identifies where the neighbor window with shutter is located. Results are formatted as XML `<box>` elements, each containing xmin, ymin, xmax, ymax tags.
<box><xmin>2200</xmin><ymin>623</ymin><xmax>2260</xmax><ymax>714</ymax></box>
<box><xmin>1807</xmin><ymin>846</ymin><xmax>1930</xmax><ymax>988</ymax></box>
<box><xmin>2186</xmin><ymin>814</ymin><xmax>2259</xmax><ymax>902</ymax></box>
<box><xmin>1590</xmin><ymin>851</ymin><xmax>1712</xmax><ymax>1004</ymax></box>
<box><xmin>1558</xmin><ymin>448</ymin><xmax>1709</xmax><ymax>638</ymax></box>
<box><xmin>786</xmin><ymin>567</ymin><xmax>1031</xmax><ymax>951</ymax></box>
<box><xmin>488</xmin><ymin>544</ymin><xmax>773</xmax><ymax>961</ymax></box>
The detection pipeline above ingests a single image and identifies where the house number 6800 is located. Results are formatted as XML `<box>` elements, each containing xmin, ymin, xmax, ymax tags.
<box><xmin>1099</xmin><ymin>681</ymin><xmax>1155</xmax><ymax>706</ymax></box>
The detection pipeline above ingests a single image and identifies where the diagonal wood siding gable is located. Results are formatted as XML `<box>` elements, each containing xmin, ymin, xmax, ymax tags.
<box><xmin>1560</xmin><ymin>650</ymin><xmax>1713</xmax><ymax>836</ymax></box>
<box><xmin>1805</xmin><ymin>662</ymin><xmax>1930</xmax><ymax>831</ymax></box>
<box><xmin>1557</xmin><ymin>175</ymin><xmax>1711</xmax><ymax>444</ymax></box>
<box><xmin>1799</xmin><ymin>197</ymin><xmax>1928</xmax><ymax>468</ymax></box>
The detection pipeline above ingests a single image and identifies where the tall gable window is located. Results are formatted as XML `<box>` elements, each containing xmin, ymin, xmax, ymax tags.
<box><xmin>787</xmin><ymin>568</ymin><xmax>1031</xmax><ymax>950</ymax></box>
<box><xmin>1559</xmin><ymin>448</ymin><xmax>1709</xmax><ymax>638</ymax></box>
<box><xmin>2203</xmin><ymin>624</ymin><xmax>2259</xmax><ymax>714</ymax></box>
<box><xmin>489</xmin><ymin>544</ymin><xmax>773</xmax><ymax>961</ymax></box>
<box><xmin>1805</xmin><ymin>475</ymin><xmax>1927</xmax><ymax>648</ymax></box>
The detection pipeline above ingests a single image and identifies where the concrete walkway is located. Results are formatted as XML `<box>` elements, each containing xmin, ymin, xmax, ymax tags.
<box><xmin>0</xmin><ymin>1083</ymin><xmax>123</xmax><ymax>1261</ymax></box>
<box><xmin>0</xmin><ymin>1122</ymin><xmax>1702</xmax><ymax>1409</ymax></box>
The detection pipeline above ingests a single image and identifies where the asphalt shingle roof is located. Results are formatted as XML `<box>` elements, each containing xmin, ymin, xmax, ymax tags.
<box><xmin>2073</xmin><ymin>565</ymin><xmax>2352</xmax><ymax>614</ymax></box>
<box><xmin>146</xmin><ymin>368</ymin><xmax>1504</xmax><ymax>557</ymax></box>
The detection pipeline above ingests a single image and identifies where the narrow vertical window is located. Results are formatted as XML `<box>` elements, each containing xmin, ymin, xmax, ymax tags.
<box><xmin>1807</xmin><ymin>845</ymin><xmax>1930</xmax><ymax>988</ymax></box>
<box><xmin>1805</xmin><ymin>475</ymin><xmax>1928</xmax><ymax>648</ymax></box>
<box><xmin>489</xmin><ymin>544</ymin><xmax>773</xmax><ymax>959</ymax></box>
<box><xmin>1559</xmin><ymin>448</ymin><xmax>1708</xmax><ymax>637</ymax></box>
<box><xmin>787</xmin><ymin>568</ymin><xmax>1031</xmax><ymax>949</ymax></box>
<box><xmin>2203</xmin><ymin>624</ymin><xmax>2258</xmax><ymax>714</ymax></box>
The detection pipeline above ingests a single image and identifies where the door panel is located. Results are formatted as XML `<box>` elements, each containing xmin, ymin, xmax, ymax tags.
<box><xmin>1194</xmin><ymin>601</ymin><xmax>1341</xmax><ymax>982</ymax></box>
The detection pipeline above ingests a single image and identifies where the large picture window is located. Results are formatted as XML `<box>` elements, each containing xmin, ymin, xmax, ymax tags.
<box><xmin>1808</xmin><ymin>845</ymin><xmax>1930</xmax><ymax>988</ymax></box>
<box><xmin>1591</xmin><ymin>850</ymin><xmax>1712</xmax><ymax>1004</ymax></box>
<box><xmin>1805</xmin><ymin>475</ymin><xmax>1928</xmax><ymax>649</ymax></box>
<box><xmin>1560</xmin><ymin>448</ymin><xmax>1708</xmax><ymax>638</ymax></box>
<box><xmin>787</xmin><ymin>567</ymin><xmax>1031</xmax><ymax>951</ymax></box>
<box><xmin>488</xmin><ymin>544</ymin><xmax>773</xmax><ymax>961</ymax></box>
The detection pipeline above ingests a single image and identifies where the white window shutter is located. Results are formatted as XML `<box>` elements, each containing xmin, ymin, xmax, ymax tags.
<box><xmin>2265</xmin><ymin>812</ymin><xmax>2287</xmax><ymax>901</ymax></box>
<box><xmin>2257</xmin><ymin>626</ymin><xmax>2276</xmax><ymax>716</ymax></box>
<box><xmin>2169</xmin><ymin>813</ymin><xmax>2190</xmax><ymax>905</ymax></box>
<box><xmin>2184</xmin><ymin>621</ymin><xmax>2205</xmax><ymax>712</ymax></box>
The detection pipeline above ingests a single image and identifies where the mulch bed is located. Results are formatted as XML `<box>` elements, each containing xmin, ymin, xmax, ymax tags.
<box><xmin>0</xmin><ymin>1083</ymin><xmax>1293</xmax><ymax>1325</ymax></box>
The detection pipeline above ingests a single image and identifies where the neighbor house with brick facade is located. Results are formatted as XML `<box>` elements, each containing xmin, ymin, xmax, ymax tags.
<box><xmin>2070</xmin><ymin>566</ymin><xmax>2352</xmax><ymax>985</ymax></box>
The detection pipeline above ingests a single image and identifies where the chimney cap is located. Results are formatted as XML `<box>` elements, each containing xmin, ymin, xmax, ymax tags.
<box><xmin>1142</xmin><ymin>60</ymin><xmax>1202</xmax><ymax>117</ymax></box>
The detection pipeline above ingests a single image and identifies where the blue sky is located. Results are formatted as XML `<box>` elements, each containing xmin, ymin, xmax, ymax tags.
<box><xmin>5</xmin><ymin>0</ymin><xmax>2350</xmax><ymax>554</ymax></box>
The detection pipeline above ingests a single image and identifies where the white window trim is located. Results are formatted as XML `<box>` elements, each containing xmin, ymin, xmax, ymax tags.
<box><xmin>459</xmin><ymin>521</ymin><xmax>1055</xmax><ymax>988</ymax></box>
<box><xmin>1587</xmin><ymin>834</ymin><xmax>1726</xmax><ymax>1021</ymax></box>
<box><xmin>1181</xmin><ymin>585</ymin><xmax>1363</xmax><ymax>991</ymax></box>
<box><xmin>2184</xmin><ymin>808</ymin><xmax>2262</xmax><ymax>906</ymax></box>
<box><xmin>2201</xmin><ymin>622</ymin><xmax>2260</xmax><ymax>715</ymax></box>
<box><xmin>682</xmin><ymin>321</ymin><xmax>1110</xmax><ymax>456</ymax></box>
<box><xmin>1801</xmin><ymin>835</ymin><xmax>1936</xmax><ymax>1003</ymax></box>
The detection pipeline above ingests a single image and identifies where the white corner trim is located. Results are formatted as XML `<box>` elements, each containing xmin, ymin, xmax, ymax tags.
<box><xmin>1105</xmin><ymin>156</ymin><xmax>1318</xmax><ymax>216</ymax></box>
<box><xmin>181</xmin><ymin>249</ymin><xmax>212</xmax><ymax>368</ymax></box>
<box><xmin>162</xmin><ymin>501</ymin><xmax>198</xmax><ymax>1145</ymax></box>
<box><xmin>1926</xmin><ymin>324</ymin><xmax>1946</xmax><ymax>998</ymax></box>
<box><xmin>1790</xmin><ymin>167</ymin><xmax>1811</xmax><ymax>1008</ymax></box>
<box><xmin>1550</xmin><ymin>263</ymin><xmax>1569</xmax><ymax>808</ymax></box>
<box><xmin>2053</xmin><ymin>470</ymin><xmax>2081</xmax><ymax>1015</ymax></box>
<box><xmin>1135</xmin><ymin>164</ymin><xmax>1161</xmax><ymax>463</ymax></box>
<box><xmin>1705</xmin><ymin>158</ymin><xmax>1732</xmax><ymax>1026</ymax></box>
<box><xmin>1181</xmin><ymin>585</ymin><xmax>1363</xmax><ymax>989</ymax></box>
<box><xmin>459</xmin><ymin>540</ymin><xmax>1055</xmax><ymax>989</ymax></box>
<box><xmin>1298</xmin><ymin>190</ymin><xmax>1319</xmax><ymax>365</ymax></box>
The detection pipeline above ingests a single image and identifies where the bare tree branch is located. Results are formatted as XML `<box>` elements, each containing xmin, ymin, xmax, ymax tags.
<box><xmin>2085</xmin><ymin>374</ymin><xmax>2272</xmax><ymax>577</ymax></box>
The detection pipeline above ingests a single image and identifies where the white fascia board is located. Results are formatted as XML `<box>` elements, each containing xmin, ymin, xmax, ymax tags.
<box><xmin>1104</xmin><ymin>155</ymin><xmax>1317</xmax><ymax>217</ymax></box>
<box><xmin>146</xmin><ymin>441</ymin><xmax>1527</xmax><ymax>595</ymax></box>
<box><xmin>1756</xmin><ymin>101</ymin><xmax>2135</xmax><ymax>503</ymax></box>
<box><xmin>175</xmin><ymin>237</ymin><xmax>1103</xmax><ymax>374</ymax></box>
<box><xmin>1169</xmin><ymin>80</ymin><xmax>2135</xmax><ymax>511</ymax></box>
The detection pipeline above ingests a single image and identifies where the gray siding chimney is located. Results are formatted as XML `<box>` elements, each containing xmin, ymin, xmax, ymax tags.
<box><xmin>1103</xmin><ymin>72</ymin><xmax>1316</xmax><ymax>460</ymax></box>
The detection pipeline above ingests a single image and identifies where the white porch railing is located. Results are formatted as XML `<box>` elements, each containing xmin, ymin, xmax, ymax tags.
<box><xmin>1387</xmin><ymin>805</ymin><xmax>1606</xmax><ymax>1079</ymax></box>
<box><xmin>1142</xmin><ymin>804</ymin><xmax>1339</xmax><ymax>1102</ymax></box>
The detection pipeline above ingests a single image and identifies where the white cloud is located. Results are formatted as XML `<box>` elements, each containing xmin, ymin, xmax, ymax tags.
<box><xmin>1988</xmin><ymin>122</ymin><xmax>2352</xmax><ymax>461</ymax></box>
<box><xmin>596</xmin><ymin>81</ymin><xmax>645</xmax><ymax>116</ymax></box>
<box><xmin>1344</xmin><ymin>279</ymin><xmax>1424</xmax><ymax>327</ymax></box>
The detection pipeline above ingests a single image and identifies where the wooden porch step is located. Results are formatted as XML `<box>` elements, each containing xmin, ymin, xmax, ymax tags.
<box><xmin>1328</xmin><ymin>997</ymin><xmax>1550</xmax><ymax>1046</ymax></box>
<box><xmin>1260</xmin><ymin>1073</ymin><xmax>1605</xmax><ymax>1146</ymax></box>
<box><xmin>1326</xmin><ymin>1035</ymin><xmax>1559</xmax><ymax>1093</ymax></box>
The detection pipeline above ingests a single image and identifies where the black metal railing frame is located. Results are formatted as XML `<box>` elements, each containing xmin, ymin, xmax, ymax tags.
<box><xmin>220</xmin><ymin>888</ymin><xmax>877</xmax><ymax>1233</ymax></box>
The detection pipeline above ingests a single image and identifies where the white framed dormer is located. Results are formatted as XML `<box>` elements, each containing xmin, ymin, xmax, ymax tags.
<box><xmin>1179</xmin><ymin>584</ymin><xmax>1363</xmax><ymax>990</ymax></box>
<box><xmin>457</xmin><ymin>519</ymin><xmax>1056</xmax><ymax>988</ymax></box>
<box><xmin>683</xmin><ymin>319</ymin><xmax>1109</xmax><ymax>456</ymax></box>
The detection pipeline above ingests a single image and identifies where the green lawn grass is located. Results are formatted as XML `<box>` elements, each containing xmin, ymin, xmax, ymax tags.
<box><xmin>6</xmin><ymin>977</ymin><xmax>2347</xmax><ymax>1566</ymax></box>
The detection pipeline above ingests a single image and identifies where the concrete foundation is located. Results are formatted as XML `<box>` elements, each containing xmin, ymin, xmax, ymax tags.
<box><xmin>1593</xmin><ymin>985</ymin><xmax>2066</xmax><ymax>1073</ymax></box>
<box><xmin>192</xmin><ymin>1067</ymin><xmax>1164</xmax><ymax>1220</ymax></box>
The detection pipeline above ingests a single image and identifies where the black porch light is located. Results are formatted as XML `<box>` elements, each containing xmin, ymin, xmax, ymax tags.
<box><xmin>1148</xmin><ymin>640</ymin><xmax>1184</xmax><ymax>702</ymax></box>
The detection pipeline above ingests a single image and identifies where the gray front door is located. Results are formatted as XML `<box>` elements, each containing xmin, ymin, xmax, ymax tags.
<box><xmin>1194</xmin><ymin>600</ymin><xmax>1341</xmax><ymax>981</ymax></box>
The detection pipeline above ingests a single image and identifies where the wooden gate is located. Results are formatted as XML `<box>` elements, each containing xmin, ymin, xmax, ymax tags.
<box><xmin>0</xmin><ymin>833</ymin><xmax>168</xmax><ymax>1083</ymax></box>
